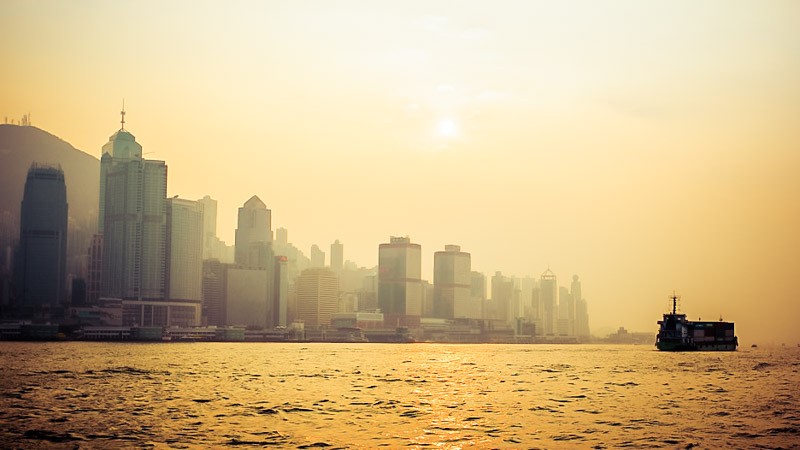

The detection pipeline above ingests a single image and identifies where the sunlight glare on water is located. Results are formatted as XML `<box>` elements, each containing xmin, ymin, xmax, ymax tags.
<box><xmin>0</xmin><ymin>343</ymin><xmax>798</xmax><ymax>448</ymax></box>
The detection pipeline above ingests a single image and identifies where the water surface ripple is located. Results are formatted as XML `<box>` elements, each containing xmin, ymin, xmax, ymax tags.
<box><xmin>1</xmin><ymin>343</ymin><xmax>798</xmax><ymax>448</ymax></box>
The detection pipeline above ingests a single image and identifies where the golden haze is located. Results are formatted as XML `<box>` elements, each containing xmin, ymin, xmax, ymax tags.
<box><xmin>1</xmin><ymin>1</ymin><xmax>798</xmax><ymax>343</ymax></box>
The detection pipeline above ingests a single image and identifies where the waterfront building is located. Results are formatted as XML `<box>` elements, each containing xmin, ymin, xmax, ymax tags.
<box><xmin>330</xmin><ymin>311</ymin><xmax>384</xmax><ymax>329</ymax></box>
<box><xmin>377</xmin><ymin>236</ymin><xmax>423</xmax><ymax>327</ymax></box>
<box><xmin>15</xmin><ymin>164</ymin><xmax>68</xmax><ymax>305</ymax></box>
<box><xmin>121</xmin><ymin>298</ymin><xmax>201</xmax><ymax>327</ymax></box>
<box><xmin>99</xmin><ymin>117</ymin><xmax>168</xmax><ymax>301</ymax></box>
<box><xmin>295</xmin><ymin>267</ymin><xmax>339</xmax><ymax>328</ymax></box>
<box><xmin>225</xmin><ymin>267</ymin><xmax>269</xmax><ymax>328</ymax></box>
<box><xmin>166</xmin><ymin>197</ymin><xmax>204</xmax><ymax>303</ymax></box>
<box><xmin>433</xmin><ymin>245</ymin><xmax>473</xmax><ymax>319</ymax></box>
<box><xmin>202</xmin><ymin>259</ymin><xmax>228</xmax><ymax>326</ymax></box>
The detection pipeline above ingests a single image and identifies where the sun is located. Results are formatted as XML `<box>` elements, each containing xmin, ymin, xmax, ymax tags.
<box><xmin>436</xmin><ymin>118</ymin><xmax>459</xmax><ymax>139</ymax></box>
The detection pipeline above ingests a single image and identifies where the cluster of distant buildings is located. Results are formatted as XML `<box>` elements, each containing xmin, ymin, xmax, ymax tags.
<box><xmin>0</xmin><ymin>113</ymin><xmax>591</xmax><ymax>343</ymax></box>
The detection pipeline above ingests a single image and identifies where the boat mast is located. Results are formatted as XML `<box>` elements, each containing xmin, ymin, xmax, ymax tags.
<box><xmin>671</xmin><ymin>291</ymin><xmax>679</xmax><ymax>315</ymax></box>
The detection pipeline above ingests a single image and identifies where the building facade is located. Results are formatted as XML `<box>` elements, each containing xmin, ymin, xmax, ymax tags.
<box><xmin>377</xmin><ymin>236</ymin><xmax>422</xmax><ymax>327</ymax></box>
<box><xmin>15</xmin><ymin>164</ymin><xmax>68</xmax><ymax>306</ymax></box>
<box><xmin>330</xmin><ymin>239</ymin><xmax>343</xmax><ymax>273</ymax></box>
<box><xmin>433</xmin><ymin>245</ymin><xmax>472</xmax><ymax>320</ymax></box>
<box><xmin>295</xmin><ymin>267</ymin><xmax>339</xmax><ymax>328</ymax></box>
<box><xmin>540</xmin><ymin>268</ymin><xmax>558</xmax><ymax>335</ymax></box>
<box><xmin>166</xmin><ymin>197</ymin><xmax>204</xmax><ymax>302</ymax></box>
<box><xmin>100</xmin><ymin>126</ymin><xmax>168</xmax><ymax>301</ymax></box>
<box><xmin>234</xmin><ymin>195</ymin><xmax>272</xmax><ymax>268</ymax></box>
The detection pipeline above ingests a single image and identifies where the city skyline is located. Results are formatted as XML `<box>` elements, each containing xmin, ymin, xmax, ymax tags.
<box><xmin>1</xmin><ymin>1</ymin><xmax>799</xmax><ymax>343</ymax></box>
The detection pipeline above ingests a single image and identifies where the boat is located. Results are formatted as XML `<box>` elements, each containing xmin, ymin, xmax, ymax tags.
<box><xmin>656</xmin><ymin>293</ymin><xmax>737</xmax><ymax>351</ymax></box>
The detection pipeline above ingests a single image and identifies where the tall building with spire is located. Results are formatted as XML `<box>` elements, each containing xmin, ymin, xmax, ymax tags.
<box><xmin>15</xmin><ymin>164</ymin><xmax>68</xmax><ymax>306</ymax></box>
<box><xmin>100</xmin><ymin>110</ymin><xmax>167</xmax><ymax>301</ymax></box>
<box><xmin>94</xmin><ymin>110</ymin><xmax>199</xmax><ymax>326</ymax></box>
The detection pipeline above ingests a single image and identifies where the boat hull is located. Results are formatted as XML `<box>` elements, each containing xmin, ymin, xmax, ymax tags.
<box><xmin>656</xmin><ymin>339</ymin><xmax>738</xmax><ymax>351</ymax></box>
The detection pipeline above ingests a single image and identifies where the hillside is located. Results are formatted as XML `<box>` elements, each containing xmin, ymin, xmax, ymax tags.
<box><xmin>0</xmin><ymin>124</ymin><xmax>99</xmax><ymax>227</ymax></box>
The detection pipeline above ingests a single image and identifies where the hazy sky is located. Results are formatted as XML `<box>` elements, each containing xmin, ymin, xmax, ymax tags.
<box><xmin>2</xmin><ymin>1</ymin><xmax>799</xmax><ymax>343</ymax></box>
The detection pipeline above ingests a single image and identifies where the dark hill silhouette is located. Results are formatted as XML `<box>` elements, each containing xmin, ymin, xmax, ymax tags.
<box><xmin>0</xmin><ymin>124</ymin><xmax>99</xmax><ymax>228</ymax></box>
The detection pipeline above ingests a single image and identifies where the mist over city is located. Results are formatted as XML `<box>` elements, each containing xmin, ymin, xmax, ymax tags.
<box><xmin>1</xmin><ymin>2</ymin><xmax>799</xmax><ymax>448</ymax></box>
<box><xmin>2</xmin><ymin>1</ymin><xmax>798</xmax><ymax>344</ymax></box>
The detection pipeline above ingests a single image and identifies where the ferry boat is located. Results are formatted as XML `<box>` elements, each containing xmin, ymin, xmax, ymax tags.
<box><xmin>656</xmin><ymin>293</ymin><xmax>737</xmax><ymax>351</ymax></box>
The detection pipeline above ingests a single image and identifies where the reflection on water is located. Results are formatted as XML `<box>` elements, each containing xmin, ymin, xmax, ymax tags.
<box><xmin>1</xmin><ymin>343</ymin><xmax>798</xmax><ymax>448</ymax></box>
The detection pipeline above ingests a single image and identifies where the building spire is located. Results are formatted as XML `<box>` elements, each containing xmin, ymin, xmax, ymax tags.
<box><xmin>120</xmin><ymin>99</ymin><xmax>126</xmax><ymax>130</ymax></box>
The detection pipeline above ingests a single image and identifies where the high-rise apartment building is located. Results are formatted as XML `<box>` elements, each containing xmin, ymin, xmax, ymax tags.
<box><xmin>295</xmin><ymin>267</ymin><xmax>339</xmax><ymax>328</ymax></box>
<box><xmin>100</xmin><ymin>121</ymin><xmax>168</xmax><ymax>301</ymax></box>
<box><xmin>433</xmin><ymin>245</ymin><xmax>472</xmax><ymax>319</ymax></box>
<box><xmin>15</xmin><ymin>164</ymin><xmax>68</xmax><ymax>306</ymax></box>
<box><xmin>166</xmin><ymin>197</ymin><xmax>204</xmax><ymax>302</ymax></box>
<box><xmin>378</xmin><ymin>236</ymin><xmax>422</xmax><ymax>327</ymax></box>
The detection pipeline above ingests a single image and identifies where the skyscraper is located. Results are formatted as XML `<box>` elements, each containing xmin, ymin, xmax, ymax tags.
<box><xmin>234</xmin><ymin>195</ymin><xmax>272</xmax><ymax>268</ymax></box>
<box><xmin>491</xmin><ymin>271</ymin><xmax>514</xmax><ymax>324</ymax></box>
<box><xmin>198</xmin><ymin>195</ymin><xmax>217</xmax><ymax>260</ymax></box>
<box><xmin>310</xmin><ymin>244</ymin><xmax>325</xmax><ymax>268</ymax></box>
<box><xmin>100</xmin><ymin>117</ymin><xmax>167</xmax><ymax>301</ymax></box>
<box><xmin>166</xmin><ymin>197</ymin><xmax>204</xmax><ymax>302</ymax></box>
<box><xmin>272</xmin><ymin>255</ymin><xmax>289</xmax><ymax>327</ymax></box>
<box><xmin>202</xmin><ymin>259</ymin><xmax>228</xmax><ymax>326</ymax></box>
<box><xmin>330</xmin><ymin>239</ymin><xmax>343</xmax><ymax>273</ymax></box>
<box><xmin>572</xmin><ymin>275</ymin><xmax>590</xmax><ymax>338</ymax></box>
<box><xmin>15</xmin><ymin>164</ymin><xmax>68</xmax><ymax>306</ymax></box>
<box><xmin>433</xmin><ymin>245</ymin><xmax>472</xmax><ymax>319</ymax></box>
<box><xmin>540</xmin><ymin>268</ymin><xmax>558</xmax><ymax>335</ymax></box>
<box><xmin>470</xmin><ymin>271</ymin><xmax>487</xmax><ymax>319</ymax></box>
<box><xmin>378</xmin><ymin>236</ymin><xmax>422</xmax><ymax>327</ymax></box>
<box><xmin>295</xmin><ymin>267</ymin><xmax>339</xmax><ymax>328</ymax></box>
<box><xmin>227</xmin><ymin>195</ymin><xmax>274</xmax><ymax>328</ymax></box>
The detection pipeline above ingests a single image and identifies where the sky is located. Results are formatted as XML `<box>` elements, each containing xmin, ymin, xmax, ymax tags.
<box><xmin>2</xmin><ymin>0</ymin><xmax>799</xmax><ymax>343</ymax></box>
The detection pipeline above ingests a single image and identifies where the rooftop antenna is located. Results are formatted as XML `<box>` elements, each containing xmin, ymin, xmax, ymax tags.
<box><xmin>120</xmin><ymin>99</ymin><xmax>126</xmax><ymax>130</ymax></box>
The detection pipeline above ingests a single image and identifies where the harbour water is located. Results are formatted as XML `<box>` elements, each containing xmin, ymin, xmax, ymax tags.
<box><xmin>1</xmin><ymin>342</ymin><xmax>798</xmax><ymax>448</ymax></box>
